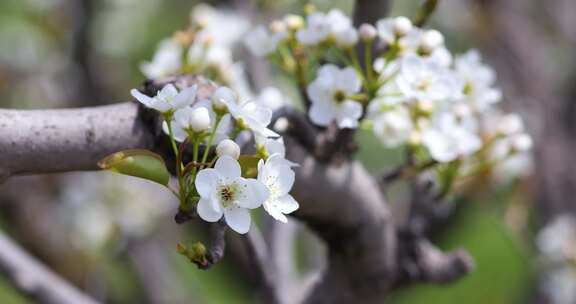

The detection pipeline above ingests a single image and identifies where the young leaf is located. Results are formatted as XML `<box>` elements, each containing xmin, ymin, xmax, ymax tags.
<box><xmin>98</xmin><ymin>149</ymin><xmax>170</xmax><ymax>186</ymax></box>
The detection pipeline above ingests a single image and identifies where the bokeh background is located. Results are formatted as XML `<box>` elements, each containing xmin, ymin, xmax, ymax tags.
<box><xmin>0</xmin><ymin>0</ymin><xmax>574</xmax><ymax>303</ymax></box>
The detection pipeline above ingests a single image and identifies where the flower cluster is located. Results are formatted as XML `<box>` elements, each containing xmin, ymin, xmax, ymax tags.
<box><xmin>130</xmin><ymin>84</ymin><xmax>299</xmax><ymax>234</ymax></box>
<box><xmin>140</xmin><ymin>4</ymin><xmax>249</xmax><ymax>87</ymax></box>
<box><xmin>245</xmin><ymin>7</ymin><xmax>533</xmax><ymax>187</ymax></box>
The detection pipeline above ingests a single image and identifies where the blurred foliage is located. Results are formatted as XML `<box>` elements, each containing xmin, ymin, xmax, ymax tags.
<box><xmin>389</xmin><ymin>203</ymin><xmax>534</xmax><ymax>304</ymax></box>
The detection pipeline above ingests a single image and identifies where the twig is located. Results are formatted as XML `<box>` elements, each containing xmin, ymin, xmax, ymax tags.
<box><xmin>0</xmin><ymin>232</ymin><xmax>99</xmax><ymax>304</ymax></box>
<box><xmin>381</xmin><ymin>159</ymin><xmax>438</xmax><ymax>185</ymax></box>
<box><xmin>414</xmin><ymin>0</ymin><xmax>440</xmax><ymax>27</ymax></box>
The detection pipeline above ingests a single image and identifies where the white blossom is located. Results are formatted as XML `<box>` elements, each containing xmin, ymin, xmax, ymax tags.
<box><xmin>216</xmin><ymin>139</ymin><xmax>240</xmax><ymax>159</ymax></box>
<box><xmin>191</xmin><ymin>4</ymin><xmax>249</xmax><ymax>48</ymax></box>
<box><xmin>396</xmin><ymin>54</ymin><xmax>463</xmax><ymax>104</ymax></box>
<box><xmin>307</xmin><ymin>64</ymin><xmax>363</xmax><ymax>128</ymax></box>
<box><xmin>255</xmin><ymin>136</ymin><xmax>298</xmax><ymax>167</ymax></box>
<box><xmin>422</xmin><ymin>111</ymin><xmax>481</xmax><ymax>162</ymax></box>
<box><xmin>538</xmin><ymin>215</ymin><xmax>576</xmax><ymax>262</ymax></box>
<box><xmin>376</xmin><ymin>16</ymin><xmax>413</xmax><ymax>45</ymax></box>
<box><xmin>244</xmin><ymin>26</ymin><xmax>283</xmax><ymax>57</ymax></box>
<box><xmin>195</xmin><ymin>156</ymin><xmax>269</xmax><ymax>234</ymax></box>
<box><xmin>371</xmin><ymin>106</ymin><xmax>413</xmax><ymax>147</ymax></box>
<box><xmin>296</xmin><ymin>9</ymin><xmax>355</xmax><ymax>46</ymax></box>
<box><xmin>211</xmin><ymin>86</ymin><xmax>278</xmax><ymax>138</ymax></box>
<box><xmin>296</xmin><ymin>12</ymin><xmax>331</xmax><ymax>45</ymax></box>
<box><xmin>258</xmin><ymin>154</ymin><xmax>299</xmax><ymax>223</ymax></box>
<box><xmin>335</xmin><ymin>27</ymin><xmax>359</xmax><ymax>47</ymax></box>
<box><xmin>455</xmin><ymin>50</ymin><xmax>502</xmax><ymax>109</ymax></box>
<box><xmin>255</xmin><ymin>87</ymin><xmax>290</xmax><ymax>111</ymax></box>
<box><xmin>131</xmin><ymin>84</ymin><xmax>196</xmax><ymax>114</ymax></box>
<box><xmin>140</xmin><ymin>39</ymin><xmax>183</xmax><ymax>79</ymax></box>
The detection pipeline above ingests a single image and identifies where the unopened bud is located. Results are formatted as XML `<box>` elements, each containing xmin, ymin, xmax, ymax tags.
<box><xmin>284</xmin><ymin>14</ymin><xmax>304</xmax><ymax>30</ymax></box>
<box><xmin>189</xmin><ymin>107</ymin><xmax>211</xmax><ymax>132</ymax></box>
<box><xmin>216</xmin><ymin>139</ymin><xmax>241</xmax><ymax>159</ymax></box>
<box><xmin>393</xmin><ymin>16</ymin><xmax>413</xmax><ymax>37</ymax></box>
<box><xmin>273</xmin><ymin>117</ymin><xmax>290</xmax><ymax>132</ymax></box>
<box><xmin>270</xmin><ymin>20</ymin><xmax>287</xmax><ymax>34</ymax></box>
<box><xmin>511</xmin><ymin>133</ymin><xmax>533</xmax><ymax>152</ymax></box>
<box><xmin>420</xmin><ymin>29</ymin><xmax>444</xmax><ymax>53</ymax></box>
<box><xmin>359</xmin><ymin>23</ymin><xmax>377</xmax><ymax>41</ymax></box>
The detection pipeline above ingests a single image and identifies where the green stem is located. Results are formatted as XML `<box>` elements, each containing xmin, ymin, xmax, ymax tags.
<box><xmin>166</xmin><ymin>119</ymin><xmax>186</xmax><ymax>204</ymax></box>
<box><xmin>364</xmin><ymin>41</ymin><xmax>374</xmax><ymax>86</ymax></box>
<box><xmin>200</xmin><ymin>116</ymin><xmax>223</xmax><ymax>168</ymax></box>
<box><xmin>348</xmin><ymin>48</ymin><xmax>367</xmax><ymax>90</ymax></box>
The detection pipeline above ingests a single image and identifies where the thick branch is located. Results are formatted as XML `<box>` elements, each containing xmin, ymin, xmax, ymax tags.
<box><xmin>0</xmin><ymin>88</ymin><xmax>472</xmax><ymax>302</ymax></box>
<box><xmin>0</xmin><ymin>232</ymin><xmax>99</xmax><ymax>304</ymax></box>
<box><xmin>0</xmin><ymin>103</ymin><xmax>154</xmax><ymax>180</ymax></box>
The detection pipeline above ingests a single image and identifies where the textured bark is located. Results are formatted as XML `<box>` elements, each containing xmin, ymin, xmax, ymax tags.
<box><xmin>0</xmin><ymin>103</ymin><xmax>154</xmax><ymax>179</ymax></box>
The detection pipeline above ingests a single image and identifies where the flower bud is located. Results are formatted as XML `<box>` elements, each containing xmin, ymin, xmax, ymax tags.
<box><xmin>270</xmin><ymin>20</ymin><xmax>287</xmax><ymax>34</ymax></box>
<box><xmin>511</xmin><ymin>133</ymin><xmax>533</xmax><ymax>152</ymax></box>
<box><xmin>212</xmin><ymin>86</ymin><xmax>236</xmax><ymax>111</ymax></box>
<box><xmin>359</xmin><ymin>23</ymin><xmax>377</xmax><ymax>41</ymax></box>
<box><xmin>273</xmin><ymin>117</ymin><xmax>290</xmax><ymax>132</ymax></box>
<box><xmin>419</xmin><ymin>29</ymin><xmax>444</xmax><ymax>53</ymax></box>
<box><xmin>284</xmin><ymin>14</ymin><xmax>304</xmax><ymax>30</ymax></box>
<box><xmin>216</xmin><ymin>139</ymin><xmax>241</xmax><ymax>159</ymax></box>
<box><xmin>189</xmin><ymin>107</ymin><xmax>211</xmax><ymax>132</ymax></box>
<box><xmin>393</xmin><ymin>16</ymin><xmax>413</xmax><ymax>37</ymax></box>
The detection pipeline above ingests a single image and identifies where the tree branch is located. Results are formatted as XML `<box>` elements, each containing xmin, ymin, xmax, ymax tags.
<box><xmin>0</xmin><ymin>232</ymin><xmax>99</xmax><ymax>304</ymax></box>
<box><xmin>0</xmin><ymin>75</ymin><xmax>473</xmax><ymax>302</ymax></box>
<box><xmin>353</xmin><ymin>0</ymin><xmax>392</xmax><ymax>26</ymax></box>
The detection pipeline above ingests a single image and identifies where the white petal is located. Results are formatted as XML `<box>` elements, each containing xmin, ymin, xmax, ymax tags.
<box><xmin>338</xmin><ymin>67</ymin><xmax>361</xmax><ymax>94</ymax></box>
<box><xmin>215</xmin><ymin>156</ymin><xmax>242</xmax><ymax>180</ymax></box>
<box><xmin>309</xmin><ymin>100</ymin><xmax>336</xmax><ymax>126</ymax></box>
<box><xmin>261</xmin><ymin>156</ymin><xmax>295</xmax><ymax>196</ymax></box>
<box><xmin>336</xmin><ymin>101</ymin><xmax>363</xmax><ymax>129</ymax></box>
<box><xmin>172</xmin><ymin>85</ymin><xmax>197</xmax><ymax>108</ymax></box>
<box><xmin>276</xmin><ymin>194</ymin><xmax>299</xmax><ymax>214</ymax></box>
<box><xmin>162</xmin><ymin>121</ymin><xmax>188</xmax><ymax>142</ymax></box>
<box><xmin>131</xmin><ymin>89</ymin><xmax>153</xmax><ymax>107</ymax></box>
<box><xmin>195</xmin><ymin>169</ymin><xmax>219</xmax><ymax>198</ymax></box>
<box><xmin>224</xmin><ymin>207</ymin><xmax>251</xmax><ymax>234</ymax></box>
<box><xmin>197</xmin><ymin>198</ymin><xmax>223</xmax><ymax>222</ymax></box>
<box><xmin>158</xmin><ymin>84</ymin><xmax>178</xmax><ymax>100</ymax></box>
<box><xmin>263</xmin><ymin>201</ymin><xmax>288</xmax><ymax>223</ymax></box>
<box><xmin>236</xmin><ymin>179</ymin><xmax>269</xmax><ymax>209</ymax></box>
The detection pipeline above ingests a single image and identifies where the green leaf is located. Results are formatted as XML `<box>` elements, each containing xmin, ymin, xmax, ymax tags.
<box><xmin>98</xmin><ymin>149</ymin><xmax>170</xmax><ymax>186</ymax></box>
<box><xmin>238</xmin><ymin>155</ymin><xmax>261</xmax><ymax>178</ymax></box>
